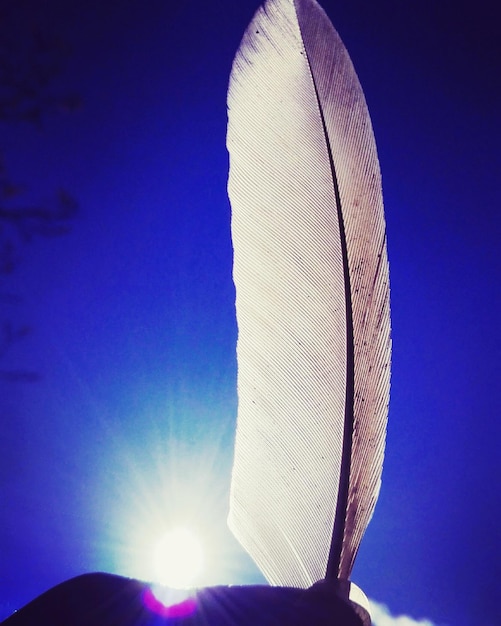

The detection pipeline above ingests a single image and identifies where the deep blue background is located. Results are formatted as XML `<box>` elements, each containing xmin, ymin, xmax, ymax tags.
<box><xmin>1</xmin><ymin>1</ymin><xmax>500</xmax><ymax>625</ymax></box>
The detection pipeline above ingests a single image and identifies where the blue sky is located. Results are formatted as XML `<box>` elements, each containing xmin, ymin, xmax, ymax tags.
<box><xmin>1</xmin><ymin>1</ymin><xmax>500</xmax><ymax>625</ymax></box>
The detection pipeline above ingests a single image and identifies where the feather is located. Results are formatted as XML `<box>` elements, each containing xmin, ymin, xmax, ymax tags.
<box><xmin>227</xmin><ymin>0</ymin><xmax>391</xmax><ymax>587</ymax></box>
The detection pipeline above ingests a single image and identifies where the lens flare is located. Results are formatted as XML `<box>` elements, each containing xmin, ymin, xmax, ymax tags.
<box><xmin>143</xmin><ymin>586</ymin><xmax>198</xmax><ymax>618</ymax></box>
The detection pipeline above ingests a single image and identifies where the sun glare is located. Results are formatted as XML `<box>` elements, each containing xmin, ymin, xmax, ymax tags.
<box><xmin>152</xmin><ymin>527</ymin><xmax>204</xmax><ymax>588</ymax></box>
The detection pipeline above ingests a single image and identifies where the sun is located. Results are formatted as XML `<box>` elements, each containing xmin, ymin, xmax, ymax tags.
<box><xmin>152</xmin><ymin>527</ymin><xmax>204</xmax><ymax>588</ymax></box>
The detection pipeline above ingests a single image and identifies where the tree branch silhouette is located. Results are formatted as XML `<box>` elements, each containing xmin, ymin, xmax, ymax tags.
<box><xmin>0</xmin><ymin>0</ymin><xmax>80</xmax><ymax>381</ymax></box>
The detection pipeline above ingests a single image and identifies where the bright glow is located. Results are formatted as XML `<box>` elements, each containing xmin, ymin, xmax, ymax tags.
<box><xmin>152</xmin><ymin>527</ymin><xmax>204</xmax><ymax>588</ymax></box>
<box><xmin>98</xmin><ymin>417</ymin><xmax>246</xmax><ymax>587</ymax></box>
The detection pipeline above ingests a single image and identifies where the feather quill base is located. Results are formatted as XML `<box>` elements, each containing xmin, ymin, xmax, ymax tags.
<box><xmin>305</xmin><ymin>579</ymin><xmax>371</xmax><ymax>626</ymax></box>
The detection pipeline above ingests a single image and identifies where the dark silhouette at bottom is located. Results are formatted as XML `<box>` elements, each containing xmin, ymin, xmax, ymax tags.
<box><xmin>1</xmin><ymin>573</ymin><xmax>368</xmax><ymax>625</ymax></box>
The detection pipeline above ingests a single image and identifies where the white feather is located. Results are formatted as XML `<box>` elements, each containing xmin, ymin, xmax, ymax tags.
<box><xmin>227</xmin><ymin>0</ymin><xmax>391</xmax><ymax>586</ymax></box>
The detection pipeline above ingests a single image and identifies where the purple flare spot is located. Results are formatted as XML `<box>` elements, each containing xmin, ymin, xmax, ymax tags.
<box><xmin>143</xmin><ymin>586</ymin><xmax>197</xmax><ymax>618</ymax></box>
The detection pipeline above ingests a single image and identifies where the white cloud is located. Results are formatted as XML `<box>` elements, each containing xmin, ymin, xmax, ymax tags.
<box><xmin>370</xmin><ymin>599</ymin><xmax>437</xmax><ymax>626</ymax></box>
